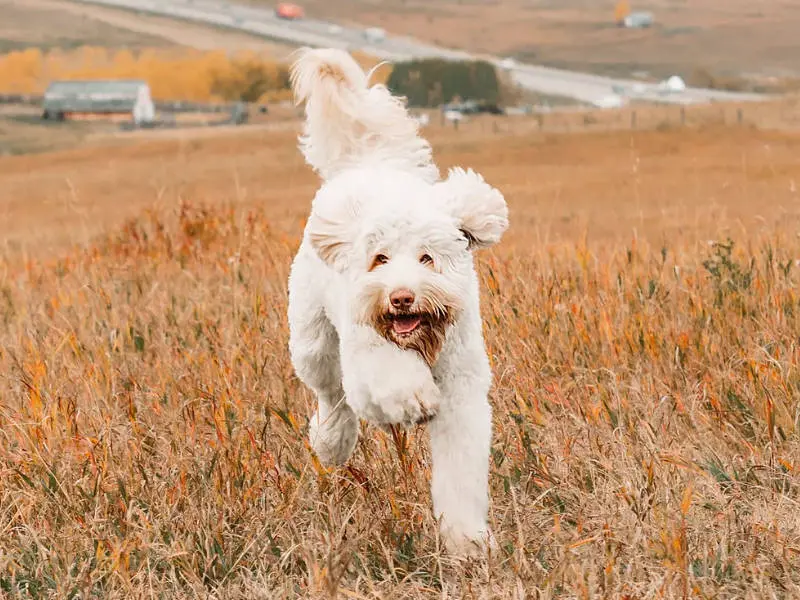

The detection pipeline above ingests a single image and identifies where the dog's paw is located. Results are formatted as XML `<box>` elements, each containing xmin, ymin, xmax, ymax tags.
<box><xmin>352</xmin><ymin>370</ymin><xmax>441</xmax><ymax>426</ymax></box>
<box><xmin>308</xmin><ymin>404</ymin><xmax>359</xmax><ymax>466</ymax></box>
<box><xmin>441</xmin><ymin>526</ymin><xmax>495</xmax><ymax>559</ymax></box>
<box><xmin>386</xmin><ymin>375</ymin><xmax>441</xmax><ymax>426</ymax></box>
<box><xmin>342</xmin><ymin>332</ymin><xmax>442</xmax><ymax>426</ymax></box>
<box><xmin>371</xmin><ymin>374</ymin><xmax>442</xmax><ymax>426</ymax></box>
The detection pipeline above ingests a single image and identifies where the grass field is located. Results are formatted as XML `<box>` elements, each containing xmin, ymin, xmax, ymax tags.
<box><xmin>1</xmin><ymin>123</ymin><xmax>800</xmax><ymax>597</ymax></box>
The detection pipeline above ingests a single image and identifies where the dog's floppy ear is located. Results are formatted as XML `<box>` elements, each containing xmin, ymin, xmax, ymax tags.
<box><xmin>307</xmin><ymin>192</ymin><xmax>361</xmax><ymax>271</ymax></box>
<box><xmin>437</xmin><ymin>167</ymin><xmax>508</xmax><ymax>249</ymax></box>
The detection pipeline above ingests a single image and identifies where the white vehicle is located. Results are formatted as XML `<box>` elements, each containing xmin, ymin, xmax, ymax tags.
<box><xmin>594</xmin><ymin>93</ymin><xmax>625</xmax><ymax>109</ymax></box>
<box><xmin>499</xmin><ymin>57</ymin><xmax>516</xmax><ymax>71</ymax></box>
<box><xmin>363</xmin><ymin>27</ymin><xmax>386</xmax><ymax>43</ymax></box>
<box><xmin>328</xmin><ymin>24</ymin><xmax>342</xmax><ymax>35</ymax></box>
<box><xmin>665</xmin><ymin>75</ymin><xmax>687</xmax><ymax>93</ymax></box>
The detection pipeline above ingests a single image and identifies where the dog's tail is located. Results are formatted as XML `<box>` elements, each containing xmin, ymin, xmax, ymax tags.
<box><xmin>290</xmin><ymin>48</ymin><xmax>437</xmax><ymax>181</ymax></box>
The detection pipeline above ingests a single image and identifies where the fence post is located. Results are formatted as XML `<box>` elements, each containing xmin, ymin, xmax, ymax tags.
<box><xmin>631</xmin><ymin>111</ymin><xmax>637</xmax><ymax>129</ymax></box>
<box><xmin>680</xmin><ymin>107</ymin><xmax>686</xmax><ymax>126</ymax></box>
<box><xmin>737</xmin><ymin>108</ymin><xmax>743</xmax><ymax>126</ymax></box>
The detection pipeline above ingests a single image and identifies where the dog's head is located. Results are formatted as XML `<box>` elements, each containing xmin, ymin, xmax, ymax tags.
<box><xmin>307</xmin><ymin>167</ymin><xmax>508</xmax><ymax>365</ymax></box>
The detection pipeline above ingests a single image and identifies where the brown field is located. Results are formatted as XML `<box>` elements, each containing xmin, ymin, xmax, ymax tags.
<box><xmin>1</xmin><ymin>123</ymin><xmax>800</xmax><ymax>597</ymax></box>
<box><xmin>0</xmin><ymin>0</ymin><xmax>295</xmax><ymax>55</ymax></box>
<box><xmin>292</xmin><ymin>0</ymin><xmax>800</xmax><ymax>80</ymax></box>
<box><xmin>0</xmin><ymin>0</ymin><xmax>171</xmax><ymax>53</ymax></box>
<box><xmin>0</xmin><ymin>110</ymin><xmax>110</xmax><ymax>156</ymax></box>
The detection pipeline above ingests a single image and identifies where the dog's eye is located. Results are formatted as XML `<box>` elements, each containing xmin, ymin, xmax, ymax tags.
<box><xmin>369</xmin><ymin>253</ymin><xmax>389</xmax><ymax>270</ymax></box>
<box><xmin>419</xmin><ymin>253</ymin><xmax>434</xmax><ymax>266</ymax></box>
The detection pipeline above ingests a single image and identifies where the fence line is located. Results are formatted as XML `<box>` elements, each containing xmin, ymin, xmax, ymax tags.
<box><xmin>431</xmin><ymin>99</ymin><xmax>800</xmax><ymax>136</ymax></box>
<box><xmin>0</xmin><ymin>93</ymin><xmax>258</xmax><ymax>114</ymax></box>
<box><xmin>3</xmin><ymin>90</ymin><xmax>800</xmax><ymax>135</ymax></box>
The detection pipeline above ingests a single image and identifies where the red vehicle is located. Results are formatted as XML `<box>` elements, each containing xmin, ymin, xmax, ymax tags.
<box><xmin>275</xmin><ymin>3</ymin><xmax>304</xmax><ymax>19</ymax></box>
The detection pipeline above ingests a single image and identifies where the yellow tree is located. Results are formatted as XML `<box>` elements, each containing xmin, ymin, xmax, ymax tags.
<box><xmin>614</xmin><ymin>0</ymin><xmax>630</xmax><ymax>24</ymax></box>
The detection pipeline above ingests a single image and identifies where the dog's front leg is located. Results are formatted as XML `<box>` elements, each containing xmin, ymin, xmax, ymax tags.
<box><xmin>340</xmin><ymin>324</ymin><xmax>441</xmax><ymax>426</ymax></box>
<box><xmin>429</xmin><ymin>380</ymin><xmax>493</xmax><ymax>557</ymax></box>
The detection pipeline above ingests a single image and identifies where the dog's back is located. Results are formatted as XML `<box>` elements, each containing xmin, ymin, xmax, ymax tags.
<box><xmin>290</xmin><ymin>48</ymin><xmax>438</xmax><ymax>182</ymax></box>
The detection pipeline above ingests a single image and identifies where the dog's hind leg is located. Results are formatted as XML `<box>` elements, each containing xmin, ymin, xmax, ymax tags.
<box><xmin>288</xmin><ymin>262</ymin><xmax>358</xmax><ymax>466</ymax></box>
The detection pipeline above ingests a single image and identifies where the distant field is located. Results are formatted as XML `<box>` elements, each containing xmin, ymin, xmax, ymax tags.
<box><xmin>0</xmin><ymin>0</ymin><xmax>295</xmax><ymax>55</ymax></box>
<box><xmin>1</xmin><ymin>123</ymin><xmax>800</xmax><ymax>596</ymax></box>
<box><xmin>5</xmin><ymin>0</ymin><xmax>798</xmax><ymax>86</ymax></box>
<box><xmin>4</xmin><ymin>121</ymin><xmax>800</xmax><ymax>256</ymax></box>
<box><xmin>0</xmin><ymin>0</ymin><xmax>173</xmax><ymax>52</ymax></box>
<box><xmin>0</xmin><ymin>112</ymin><xmax>106</xmax><ymax>156</ymax></box>
<box><xmin>289</xmin><ymin>0</ymin><xmax>800</xmax><ymax>81</ymax></box>
<box><xmin>5</xmin><ymin>0</ymin><xmax>799</xmax><ymax>84</ymax></box>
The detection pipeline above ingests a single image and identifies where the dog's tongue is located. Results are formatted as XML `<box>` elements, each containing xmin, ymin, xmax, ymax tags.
<box><xmin>392</xmin><ymin>315</ymin><xmax>421</xmax><ymax>334</ymax></box>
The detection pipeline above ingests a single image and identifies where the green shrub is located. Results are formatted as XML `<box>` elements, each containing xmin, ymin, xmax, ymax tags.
<box><xmin>387</xmin><ymin>58</ymin><xmax>500</xmax><ymax>107</ymax></box>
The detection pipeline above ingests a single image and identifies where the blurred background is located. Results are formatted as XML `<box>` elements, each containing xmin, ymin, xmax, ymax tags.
<box><xmin>2</xmin><ymin>0</ymin><xmax>799</xmax><ymax>156</ymax></box>
<box><xmin>2</xmin><ymin>2</ymin><xmax>800</xmax><ymax>597</ymax></box>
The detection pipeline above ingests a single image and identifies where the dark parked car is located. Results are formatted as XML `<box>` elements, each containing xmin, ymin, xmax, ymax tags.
<box><xmin>442</xmin><ymin>100</ymin><xmax>504</xmax><ymax>115</ymax></box>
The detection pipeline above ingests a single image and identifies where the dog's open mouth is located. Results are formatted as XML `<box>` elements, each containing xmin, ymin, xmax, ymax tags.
<box><xmin>371</xmin><ymin>306</ymin><xmax>455</xmax><ymax>366</ymax></box>
<box><xmin>390</xmin><ymin>313</ymin><xmax>423</xmax><ymax>336</ymax></box>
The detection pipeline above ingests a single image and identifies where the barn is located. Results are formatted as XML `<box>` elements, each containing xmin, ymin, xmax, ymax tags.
<box><xmin>42</xmin><ymin>80</ymin><xmax>155</xmax><ymax>124</ymax></box>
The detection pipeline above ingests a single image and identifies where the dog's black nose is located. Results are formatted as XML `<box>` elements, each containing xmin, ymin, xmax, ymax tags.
<box><xmin>390</xmin><ymin>289</ymin><xmax>415</xmax><ymax>309</ymax></box>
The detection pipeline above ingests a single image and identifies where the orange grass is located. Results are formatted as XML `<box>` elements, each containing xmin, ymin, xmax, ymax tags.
<box><xmin>1</xmin><ymin>125</ymin><xmax>800</xmax><ymax>597</ymax></box>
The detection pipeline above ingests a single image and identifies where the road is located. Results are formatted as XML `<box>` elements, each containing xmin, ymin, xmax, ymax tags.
<box><xmin>73</xmin><ymin>0</ymin><xmax>768</xmax><ymax>107</ymax></box>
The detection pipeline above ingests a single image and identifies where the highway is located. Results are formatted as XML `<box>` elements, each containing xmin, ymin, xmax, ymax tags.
<box><xmin>74</xmin><ymin>0</ymin><xmax>768</xmax><ymax>107</ymax></box>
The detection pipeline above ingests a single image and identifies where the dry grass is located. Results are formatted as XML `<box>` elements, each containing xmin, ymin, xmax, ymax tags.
<box><xmin>1</xmin><ymin>125</ymin><xmax>800</xmax><ymax>597</ymax></box>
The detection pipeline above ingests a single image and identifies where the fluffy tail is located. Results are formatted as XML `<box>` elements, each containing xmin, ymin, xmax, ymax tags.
<box><xmin>290</xmin><ymin>48</ymin><xmax>437</xmax><ymax>181</ymax></box>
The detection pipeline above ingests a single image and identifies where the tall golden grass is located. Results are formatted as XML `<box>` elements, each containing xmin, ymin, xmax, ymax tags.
<box><xmin>0</xmin><ymin>125</ymin><xmax>799</xmax><ymax>596</ymax></box>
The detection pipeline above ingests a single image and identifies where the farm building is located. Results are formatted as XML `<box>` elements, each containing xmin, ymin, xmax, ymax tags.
<box><xmin>42</xmin><ymin>80</ymin><xmax>155</xmax><ymax>124</ymax></box>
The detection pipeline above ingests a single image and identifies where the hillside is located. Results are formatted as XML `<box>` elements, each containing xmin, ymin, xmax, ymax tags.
<box><xmin>293</xmin><ymin>0</ymin><xmax>800</xmax><ymax>82</ymax></box>
<box><xmin>0</xmin><ymin>0</ymin><xmax>295</xmax><ymax>55</ymax></box>
<box><xmin>4</xmin><ymin>0</ymin><xmax>800</xmax><ymax>84</ymax></box>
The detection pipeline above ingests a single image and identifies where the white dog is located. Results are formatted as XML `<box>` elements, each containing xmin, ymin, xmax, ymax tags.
<box><xmin>286</xmin><ymin>48</ymin><xmax>508</xmax><ymax>555</ymax></box>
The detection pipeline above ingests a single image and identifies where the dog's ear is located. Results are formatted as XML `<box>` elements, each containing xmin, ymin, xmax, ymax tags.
<box><xmin>307</xmin><ymin>192</ymin><xmax>361</xmax><ymax>271</ymax></box>
<box><xmin>437</xmin><ymin>167</ymin><xmax>508</xmax><ymax>249</ymax></box>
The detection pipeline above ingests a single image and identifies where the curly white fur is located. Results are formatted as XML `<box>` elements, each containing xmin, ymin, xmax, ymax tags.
<box><xmin>287</xmin><ymin>48</ymin><xmax>509</xmax><ymax>556</ymax></box>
